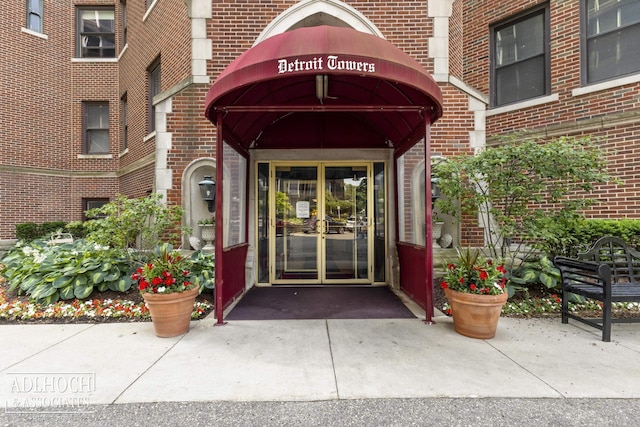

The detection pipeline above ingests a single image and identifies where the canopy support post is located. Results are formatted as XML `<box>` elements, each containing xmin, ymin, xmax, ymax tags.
<box><xmin>424</xmin><ymin>117</ymin><xmax>435</xmax><ymax>324</ymax></box>
<box><xmin>215</xmin><ymin>114</ymin><xmax>226</xmax><ymax>326</ymax></box>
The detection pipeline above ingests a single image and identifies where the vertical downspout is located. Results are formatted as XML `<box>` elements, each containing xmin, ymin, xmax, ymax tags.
<box><xmin>424</xmin><ymin>115</ymin><xmax>435</xmax><ymax>324</ymax></box>
<box><xmin>215</xmin><ymin>114</ymin><xmax>225</xmax><ymax>325</ymax></box>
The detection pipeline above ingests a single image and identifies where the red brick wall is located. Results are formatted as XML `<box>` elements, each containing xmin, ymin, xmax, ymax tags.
<box><xmin>208</xmin><ymin>1</ymin><xmax>432</xmax><ymax>74</ymax></box>
<box><xmin>119</xmin><ymin>164</ymin><xmax>155</xmax><ymax>199</ymax></box>
<box><xmin>464</xmin><ymin>0</ymin><xmax>640</xmax><ymax>220</ymax></box>
<box><xmin>463</xmin><ymin>0</ymin><xmax>542</xmax><ymax>93</ymax></box>
<box><xmin>0</xmin><ymin>1</ymin><xmax>121</xmax><ymax>237</ymax></box>
<box><xmin>117</xmin><ymin>0</ymin><xmax>191</xmax><ymax>171</ymax></box>
<box><xmin>165</xmin><ymin>84</ymin><xmax>217</xmax><ymax>207</ymax></box>
<box><xmin>5</xmin><ymin>0</ymin><xmax>637</xmax><ymax>245</ymax></box>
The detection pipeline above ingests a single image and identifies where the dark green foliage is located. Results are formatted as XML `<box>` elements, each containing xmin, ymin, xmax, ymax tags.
<box><xmin>540</xmin><ymin>218</ymin><xmax>640</xmax><ymax>258</ymax></box>
<box><xmin>15</xmin><ymin>223</ymin><xmax>40</xmax><ymax>241</ymax></box>
<box><xmin>39</xmin><ymin>222</ymin><xmax>67</xmax><ymax>236</ymax></box>
<box><xmin>15</xmin><ymin>222</ymin><xmax>85</xmax><ymax>242</ymax></box>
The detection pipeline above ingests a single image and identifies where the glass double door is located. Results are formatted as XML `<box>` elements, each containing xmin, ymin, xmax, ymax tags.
<box><xmin>271</xmin><ymin>163</ymin><xmax>372</xmax><ymax>284</ymax></box>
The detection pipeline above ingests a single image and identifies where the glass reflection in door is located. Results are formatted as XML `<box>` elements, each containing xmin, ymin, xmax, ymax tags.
<box><xmin>324</xmin><ymin>166</ymin><xmax>369</xmax><ymax>281</ymax></box>
<box><xmin>273</xmin><ymin>166</ymin><xmax>319</xmax><ymax>280</ymax></box>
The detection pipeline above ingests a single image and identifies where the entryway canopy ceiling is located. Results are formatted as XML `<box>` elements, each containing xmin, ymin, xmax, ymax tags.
<box><xmin>204</xmin><ymin>25</ymin><xmax>443</xmax><ymax>151</ymax></box>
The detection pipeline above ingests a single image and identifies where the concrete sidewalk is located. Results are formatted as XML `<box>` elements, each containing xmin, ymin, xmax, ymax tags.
<box><xmin>1</xmin><ymin>311</ymin><xmax>640</xmax><ymax>412</ymax></box>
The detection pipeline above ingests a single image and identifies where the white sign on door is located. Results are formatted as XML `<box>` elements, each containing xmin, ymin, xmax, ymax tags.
<box><xmin>296</xmin><ymin>201</ymin><xmax>310</xmax><ymax>218</ymax></box>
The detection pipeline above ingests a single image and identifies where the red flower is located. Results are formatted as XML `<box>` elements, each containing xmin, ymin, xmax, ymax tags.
<box><xmin>152</xmin><ymin>277</ymin><xmax>163</xmax><ymax>286</ymax></box>
<box><xmin>478</xmin><ymin>270</ymin><xmax>489</xmax><ymax>280</ymax></box>
<box><xmin>447</xmin><ymin>263</ymin><xmax>456</xmax><ymax>270</ymax></box>
<box><xmin>440</xmin><ymin>281</ymin><xmax>449</xmax><ymax>289</ymax></box>
<box><xmin>497</xmin><ymin>265</ymin><xmax>507</xmax><ymax>274</ymax></box>
<box><xmin>470</xmin><ymin>284</ymin><xmax>477</xmax><ymax>291</ymax></box>
<box><xmin>459</xmin><ymin>278</ymin><xmax>465</xmax><ymax>284</ymax></box>
<box><xmin>138</xmin><ymin>280</ymin><xmax>149</xmax><ymax>291</ymax></box>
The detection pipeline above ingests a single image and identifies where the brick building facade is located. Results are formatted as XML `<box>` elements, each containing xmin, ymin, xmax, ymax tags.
<box><xmin>2</xmin><ymin>1</ymin><xmax>639</xmax><ymax>299</ymax></box>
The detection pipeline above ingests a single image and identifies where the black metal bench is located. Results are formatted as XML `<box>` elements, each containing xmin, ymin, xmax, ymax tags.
<box><xmin>553</xmin><ymin>236</ymin><xmax>640</xmax><ymax>341</ymax></box>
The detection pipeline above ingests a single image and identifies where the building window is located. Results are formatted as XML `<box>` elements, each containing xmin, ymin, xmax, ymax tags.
<box><xmin>148</xmin><ymin>58</ymin><xmax>161</xmax><ymax>133</ymax></box>
<box><xmin>83</xmin><ymin>198</ymin><xmax>109</xmax><ymax>221</ymax></box>
<box><xmin>83</xmin><ymin>102</ymin><xmax>110</xmax><ymax>154</ymax></box>
<box><xmin>27</xmin><ymin>0</ymin><xmax>43</xmax><ymax>33</ymax></box>
<box><xmin>491</xmin><ymin>5</ymin><xmax>550</xmax><ymax>107</ymax></box>
<box><xmin>120</xmin><ymin>1</ymin><xmax>127</xmax><ymax>47</ymax></box>
<box><xmin>77</xmin><ymin>8</ymin><xmax>115</xmax><ymax>58</ymax></box>
<box><xmin>583</xmin><ymin>0</ymin><xmax>640</xmax><ymax>84</ymax></box>
<box><xmin>121</xmin><ymin>93</ymin><xmax>128</xmax><ymax>151</ymax></box>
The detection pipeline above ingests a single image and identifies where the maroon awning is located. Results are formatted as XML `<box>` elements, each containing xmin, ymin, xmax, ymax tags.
<box><xmin>204</xmin><ymin>25</ymin><xmax>443</xmax><ymax>150</ymax></box>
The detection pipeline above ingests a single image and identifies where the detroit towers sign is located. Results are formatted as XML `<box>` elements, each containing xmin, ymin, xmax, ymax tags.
<box><xmin>277</xmin><ymin>55</ymin><xmax>376</xmax><ymax>74</ymax></box>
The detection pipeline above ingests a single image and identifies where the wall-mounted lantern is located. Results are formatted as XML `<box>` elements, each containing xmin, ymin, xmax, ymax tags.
<box><xmin>198</xmin><ymin>175</ymin><xmax>216</xmax><ymax>213</ymax></box>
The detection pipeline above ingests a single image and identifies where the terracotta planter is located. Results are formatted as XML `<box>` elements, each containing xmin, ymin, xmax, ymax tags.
<box><xmin>447</xmin><ymin>289</ymin><xmax>508</xmax><ymax>339</ymax></box>
<box><xmin>142</xmin><ymin>285</ymin><xmax>199</xmax><ymax>338</ymax></box>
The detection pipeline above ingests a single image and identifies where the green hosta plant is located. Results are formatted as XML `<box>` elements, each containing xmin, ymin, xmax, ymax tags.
<box><xmin>1</xmin><ymin>239</ymin><xmax>134</xmax><ymax>305</ymax></box>
<box><xmin>187</xmin><ymin>250</ymin><xmax>216</xmax><ymax>292</ymax></box>
<box><xmin>510</xmin><ymin>255</ymin><xmax>585</xmax><ymax>303</ymax></box>
<box><xmin>510</xmin><ymin>255</ymin><xmax>560</xmax><ymax>291</ymax></box>
<box><xmin>1</xmin><ymin>239</ymin><xmax>216</xmax><ymax>305</ymax></box>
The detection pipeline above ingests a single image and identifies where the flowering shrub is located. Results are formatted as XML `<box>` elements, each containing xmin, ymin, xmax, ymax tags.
<box><xmin>440</xmin><ymin>247</ymin><xmax>507</xmax><ymax>295</ymax></box>
<box><xmin>132</xmin><ymin>244</ymin><xmax>197</xmax><ymax>294</ymax></box>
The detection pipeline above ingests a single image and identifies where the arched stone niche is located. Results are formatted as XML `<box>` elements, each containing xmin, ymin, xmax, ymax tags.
<box><xmin>182</xmin><ymin>158</ymin><xmax>216</xmax><ymax>249</ymax></box>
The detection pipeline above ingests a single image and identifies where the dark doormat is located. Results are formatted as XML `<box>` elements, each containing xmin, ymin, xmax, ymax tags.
<box><xmin>225</xmin><ymin>286</ymin><xmax>417</xmax><ymax>320</ymax></box>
